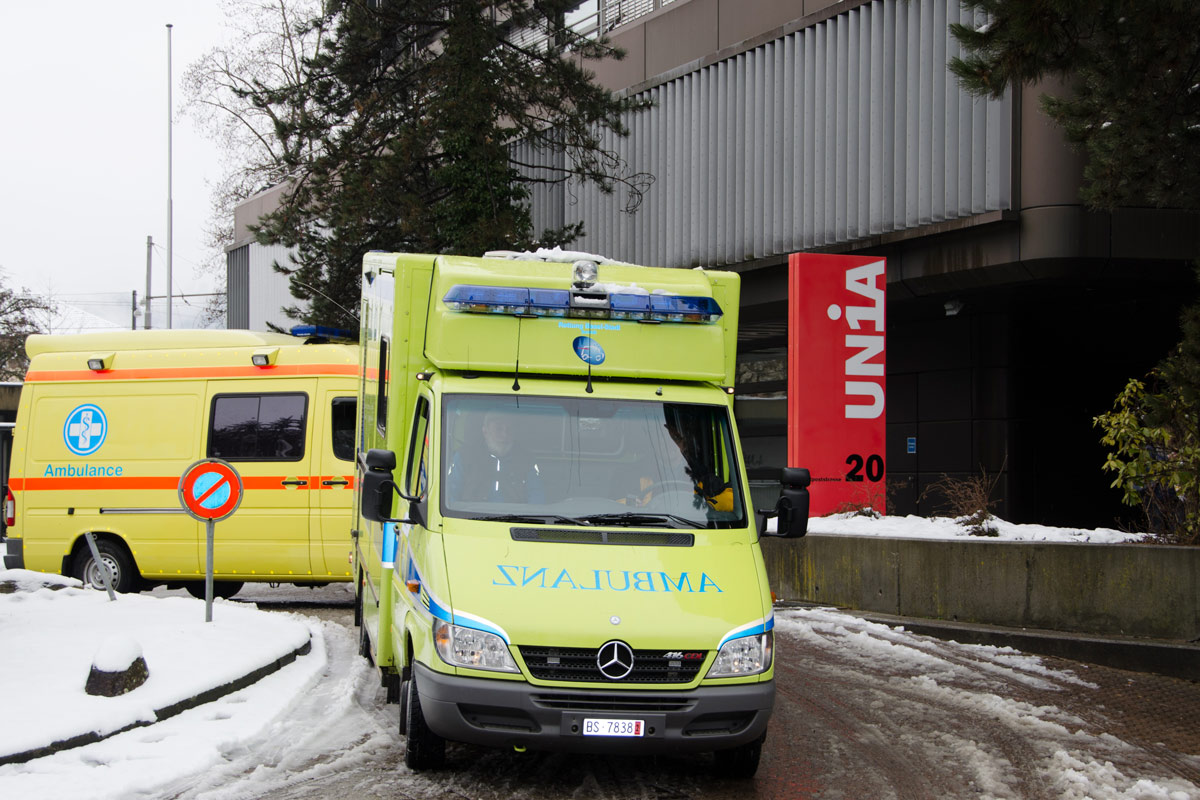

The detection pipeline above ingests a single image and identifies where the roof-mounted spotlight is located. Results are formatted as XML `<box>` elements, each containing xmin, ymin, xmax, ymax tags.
<box><xmin>251</xmin><ymin>347</ymin><xmax>279</xmax><ymax>367</ymax></box>
<box><xmin>572</xmin><ymin>259</ymin><xmax>599</xmax><ymax>289</ymax></box>
<box><xmin>86</xmin><ymin>352</ymin><xmax>114</xmax><ymax>371</ymax></box>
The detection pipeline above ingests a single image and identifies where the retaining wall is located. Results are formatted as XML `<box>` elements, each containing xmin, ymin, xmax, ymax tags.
<box><xmin>761</xmin><ymin>535</ymin><xmax>1200</xmax><ymax>641</ymax></box>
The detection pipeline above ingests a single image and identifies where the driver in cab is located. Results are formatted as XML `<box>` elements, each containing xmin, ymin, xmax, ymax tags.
<box><xmin>446</xmin><ymin>410</ymin><xmax>545</xmax><ymax>504</ymax></box>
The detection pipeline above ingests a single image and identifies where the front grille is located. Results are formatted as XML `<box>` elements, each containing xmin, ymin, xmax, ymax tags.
<box><xmin>520</xmin><ymin>645</ymin><xmax>707</xmax><ymax>683</ymax></box>
<box><xmin>532</xmin><ymin>693</ymin><xmax>694</xmax><ymax>713</ymax></box>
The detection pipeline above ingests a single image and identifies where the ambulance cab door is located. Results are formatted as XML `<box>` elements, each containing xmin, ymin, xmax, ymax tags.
<box><xmin>311</xmin><ymin>383</ymin><xmax>356</xmax><ymax>580</ymax></box>
<box><xmin>203</xmin><ymin>385</ymin><xmax>314</xmax><ymax>579</ymax></box>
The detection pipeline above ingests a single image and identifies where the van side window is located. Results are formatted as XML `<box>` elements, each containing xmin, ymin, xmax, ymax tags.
<box><xmin>405</xmin><ymin>397</ymin><xmax>430</xmax><ymax>499</ymax></box>
<box><xmin>331</xmin><ymin>397</ymin><xmax>355</xmax><ymax>462</ymax></box>
<box><xmin>209</xmin><ymin>393</ymin><xmax>307</xmax><ymax>461</ymax></box>
<box><xmin>376</xmin><ymin>337</ymin><xmax>390</xmax><ymax>434</ymax></box>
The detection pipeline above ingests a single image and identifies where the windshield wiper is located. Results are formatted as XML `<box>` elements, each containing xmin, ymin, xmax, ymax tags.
<box><xmin>574</xmin><ymin>512</ymin><xmax>705</xmax><ymax>529</ymax></box>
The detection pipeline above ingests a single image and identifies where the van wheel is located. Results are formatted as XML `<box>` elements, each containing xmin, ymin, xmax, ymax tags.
<box><xmin>353</xmin><ymin>569</ymin><xmax>364</xmax><ymax>628</ymax></box>
<box><xmin>359</xmin><ymin>621</ymin><xmax>373</xmax><ymax>665</ymax></box>
<box><xmin>403</xmin><ymin>676</ymin><xmax>444</xmax><ymax>770</ymax></box>
<box><xmin>184</xmin><ymin>582</ymin><xmax>244</xmax><ymax>600</ymax></box>
<box><xmin>74</xmin><ymin>538</ymin><xmax>136</xmax><ymax>593</ymax></box>
<box><xmin>713</xmin><ymin>734</ymin><xmax>764</xmax><ymax>779</ymax></box>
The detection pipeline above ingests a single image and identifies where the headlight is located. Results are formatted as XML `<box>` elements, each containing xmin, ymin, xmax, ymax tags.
<box><xmin>434</xmin><ymin>620</ymin><xmax>519</xmax><ymax>673</ymax></box>
<box><xmin>706</xmin><ymin>632</ymin><xmax>772</xmax><ymax>678</ymax></box>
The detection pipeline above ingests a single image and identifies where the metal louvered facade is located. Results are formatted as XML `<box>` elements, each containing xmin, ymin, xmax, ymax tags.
<box><xmin>520</xmin><ymin>0</ymin><xmax>1012</xmax><ymax>269</ymax></box>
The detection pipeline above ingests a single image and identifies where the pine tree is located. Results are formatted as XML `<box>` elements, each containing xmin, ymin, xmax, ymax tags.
<box><xmin>246</xmin><ymin>0</ymin><xmax>649</xmax><ymax>330</ymax></box>
<box><xmin>949</xmin><ymin>0</ymin><xmax>1200</xmax><ymax>211</ymax></box>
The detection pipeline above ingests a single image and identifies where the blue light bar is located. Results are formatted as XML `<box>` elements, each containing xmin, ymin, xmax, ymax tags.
<box><xmin>442</xmin><ymin>285</ymin><xmax>722</xmax><ymax>323</ymax></box>
<box><xmin>289</xmin><ymin>325</ymin><xmax>355</xmax><ymax>340</ymax></box>
<box><xmin>609</xmin><ymin>293</ymin><xmax>650</xmax><ymax>320</ymax></box>
<box><xmin>648</xmin><ymin>295</ymin><xmax>723</xmax><ymax>323</ymax></box>
<box><xmin>443</xmin><ymin>285</ymin><xmax>570</xmax><ymax>317</ymax></box>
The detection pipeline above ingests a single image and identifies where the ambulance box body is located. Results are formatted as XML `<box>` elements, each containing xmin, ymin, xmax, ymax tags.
<box><xmin>352</xmin><ymin>253</ymin><xmax>808</xmax><ymax>777</ymax></box>
<box><xmin>5</xmin><ymin>329</ymin><xmax>359</xmax><ymax>596</ymax></box>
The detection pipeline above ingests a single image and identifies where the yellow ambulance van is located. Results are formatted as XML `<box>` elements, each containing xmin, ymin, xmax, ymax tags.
<box><xmin>4</xmin><ymin>328</ymin><xmax>359</xmax><ymax>597</ymax></box>
<box><xmin>352</xmin><ymin>252</ymin><xmax>810</xmax><ymax>777</ymax></box>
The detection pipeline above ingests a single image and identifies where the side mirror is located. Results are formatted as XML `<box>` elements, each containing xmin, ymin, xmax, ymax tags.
<box><xmin>359</xmin><ymin>449</ymin><xmax>397</xmax><ymax>523</ymax></box>
<box><xmin>358</xmin><ymin>448</ymin><xmax>425</xmax><ymax>525</ymax></box>
<box><xmin>758</xmin><ymin>467</ymin><xmax>811</xmax><ymax>538</ymax></box>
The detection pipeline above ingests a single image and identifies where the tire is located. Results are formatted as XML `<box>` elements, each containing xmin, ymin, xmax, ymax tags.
<box><xmin>359</xmin><ymin>620</ymin><xmax>374</xmax><ymax>665</ymax></box>
<box><xmin>353</xmin><ymin>568</ymin><xmax>364</xmax><ymax>628</ymax></box>
<box><xmin>713</xmin><ymin>734</ymin><xmax>764</xmax><ymax>779</ymax></box>
<box><xmin>184</xmin><ymin>581</ymin><xmax>244</xmax><ymax>600</ymax></box>
<box><xmin>403</xmin><ymin>675</ymin><xmax>445</xmax><ymax>771</ymax></box>
<box><xmin>73</xmin><ymin>538</ymin><xmax>136</xmax><ymax>593</ymax></box>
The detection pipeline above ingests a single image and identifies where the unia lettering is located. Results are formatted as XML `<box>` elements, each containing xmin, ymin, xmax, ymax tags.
<box><xmin>841</xmin><ymin>261</ymin><xmax>885</xmax><ymax>419</ymax></box>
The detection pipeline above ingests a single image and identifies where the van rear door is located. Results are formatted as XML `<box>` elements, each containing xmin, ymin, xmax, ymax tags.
<box><xmin>312</xmin><ymin>385</ymin><xmax>356</xmax><ymax>578</ymax></box>
<box><xmin>203</xmin><ymin>386</ymin><xmax>313</xmax><ymax>578</ymax></box>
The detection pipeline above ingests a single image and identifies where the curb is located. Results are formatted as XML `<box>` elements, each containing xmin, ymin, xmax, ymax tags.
<box><xmin>779</xmin><ymin>602</ymin><xmax>1200</xmax><ymax>682</ymax></box>
<box><xmin>0</xmin><ymin>637</ymin><xmax>313</xmax><ymax>766</ymax></box>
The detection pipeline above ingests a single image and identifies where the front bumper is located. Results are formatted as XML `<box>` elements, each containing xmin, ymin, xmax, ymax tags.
<box><xmin>414</xmin><ymin>661</ymin><xmax>773</xmax><ymax>754</ymax></box>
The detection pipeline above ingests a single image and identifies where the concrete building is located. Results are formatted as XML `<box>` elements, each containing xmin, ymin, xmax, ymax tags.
<box><xmin>227</xmin><ymin>0</ymin><xmax>1199</xmax><ymax>527</ymax></box>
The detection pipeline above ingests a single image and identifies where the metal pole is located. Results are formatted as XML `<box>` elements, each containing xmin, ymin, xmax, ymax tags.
<box><xmin>166</xmin><ymin>23</ymin><xmax>174</xmax><ymax>330</ymax></box>
<box><xmin>132</xmin><ymin>291</ymin><xmax>138</xmax><ymax>330</ymax></box>
<box><xmin>83</xmin><ymin>532</ymin><xmax>117</xmax><ymax>602</ymax></box>
<box><xmin>205</xmin><ymin>518</ymin><xmax>215</xmax><ymax>622</ymax></box>
<box><xmin>145</xmin><ymin>234</ymin><xmax>153</xmax><ymax>330</ymax></box>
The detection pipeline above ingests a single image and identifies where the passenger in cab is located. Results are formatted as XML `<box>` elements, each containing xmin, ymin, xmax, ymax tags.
<box><xmin>614</xmin><ymin>407</ymin><xmax>734</xmax><ymax>512</ymax></box>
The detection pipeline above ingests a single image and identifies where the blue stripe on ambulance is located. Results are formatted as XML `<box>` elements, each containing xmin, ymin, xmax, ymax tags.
<box><xmin>717</xmin><ymin>613</ymin><xmax>774</xmax><ymax>649</ymax></box>
<box><xmin>399</xmin><ymin>548</ymin><xmax>507</xmax><ymax>642</ymax></box>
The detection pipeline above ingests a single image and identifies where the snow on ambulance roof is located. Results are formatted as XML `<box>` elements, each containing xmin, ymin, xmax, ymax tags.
<box><xmin>483</xmin><ymin>246</ymin><xmax>637</xmax><ymax>266</ymax></box>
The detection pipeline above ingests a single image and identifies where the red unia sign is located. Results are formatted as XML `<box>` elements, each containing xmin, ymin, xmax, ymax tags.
<box><xmin>788</xmin><ymin>254</ymin><xmax>886</xmax><ymax>516</ymax></box>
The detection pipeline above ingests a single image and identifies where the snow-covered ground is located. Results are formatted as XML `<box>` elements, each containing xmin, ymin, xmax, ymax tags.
<box><xmin>0</xmin><ymin>516</ymin><xmax>1183</xmax><ymax>799</ymax></box>
<box><xmin>0</xmin><ymin>569</ymin><xmax>327</xmax><ymax>799</ymax></box>
<box><xmin>805</xmin><ymin>512</ymin><xmax>1148</xmax><ymax>543</ymax></box>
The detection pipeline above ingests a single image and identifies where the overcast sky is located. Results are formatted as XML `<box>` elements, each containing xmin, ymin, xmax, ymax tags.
<box><xmin>1</xmin><ymin>2</ymin><xmax>230</xmax><ymax>329</ymax></box>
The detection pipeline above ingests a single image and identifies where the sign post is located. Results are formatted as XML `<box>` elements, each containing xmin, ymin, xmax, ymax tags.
<box><xmin>788</xmin><ymin>254</ymin><xmax>887</xmax><ymax>516</ymax></box>
<box><xmin>178</xmin><ymin>459</ymin><xmax>244</xmax><ymax>622</ymax></box>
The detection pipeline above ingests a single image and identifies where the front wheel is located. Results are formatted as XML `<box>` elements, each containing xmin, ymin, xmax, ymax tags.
<box><xmin>713</xmin><ymin>734</ymin><xmax>764</xmax><ymax>779</ymax></box>
<box><xmin>73</xmin><ymin>537</ymin><xmax>137</xmax><ymax>593</ymax></box>
<box><xmin>402</xmin><ymin>676</ymin><xmax>445</xmax><ymax>771</ymax></box>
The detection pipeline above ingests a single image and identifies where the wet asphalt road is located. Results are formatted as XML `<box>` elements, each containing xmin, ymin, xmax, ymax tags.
<box><xmin>217</xmin><ymin>590</ymin><xmax>1200</xmax><ymax>800</ymax></box>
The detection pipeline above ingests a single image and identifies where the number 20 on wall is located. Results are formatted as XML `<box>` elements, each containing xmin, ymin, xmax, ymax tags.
<box><xmin>845</xmin><ymin>453</ymin><xmax>884</xmax><ymax>482</ymax></box>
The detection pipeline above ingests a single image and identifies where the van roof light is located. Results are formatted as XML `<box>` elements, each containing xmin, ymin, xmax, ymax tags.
<box><xmin>86</xmin><ymin>352</ymin><xmax>114</xmax><ymax>371</ymax></box>
<box><xmin>572</xmin><ymin>260</ymin><xmax>598</xmax><ymax>288</ymax></box>
<box><xmin>251</xmin><ymin>347</ymin><xmax>279</xmax><ymax>367</ymax></box>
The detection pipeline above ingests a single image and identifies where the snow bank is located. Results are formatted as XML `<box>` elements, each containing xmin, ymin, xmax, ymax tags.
<box><xmin>0</xmin><ymin>569</ymin><xmax>312</xmax><ymax>761</ymax></box>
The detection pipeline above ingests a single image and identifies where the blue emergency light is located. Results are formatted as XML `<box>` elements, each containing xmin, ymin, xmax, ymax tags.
<box><xmin>442</xmin><ymin>285</ymin><xmax>722</xmax><ymax>324</ymax></box>
<box><xmin>290</xmin><ymin>325</ymin><xmax>355</xmax><ymax>340</ymax></box>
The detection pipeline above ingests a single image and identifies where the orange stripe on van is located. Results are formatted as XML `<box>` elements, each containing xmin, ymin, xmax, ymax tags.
<box><xmin>10</xmin><ymin>475</ymin><xmax>355</xmax><ymax>491</ymax></box>
<box><xmin>24</xmin><ymin>364</ymin><xmax>359</xmax><ymax>382</ymax></box>
<box><xmin>10</xmin><ymin>477</ymin><xmax>179</xmax><ymax>491</ymax></box>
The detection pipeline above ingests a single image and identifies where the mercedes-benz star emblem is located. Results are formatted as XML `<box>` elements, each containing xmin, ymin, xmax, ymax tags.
<box><xmin>596</xmin><ymin>640</ymin><xmax>634</xmax><ymax>680</ymax></box>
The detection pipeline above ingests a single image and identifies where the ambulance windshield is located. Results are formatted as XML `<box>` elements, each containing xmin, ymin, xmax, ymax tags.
<box><xmin>441</xmin><ymin>395</ymin><xmax>746</xmax><ymax>529</ymax></box>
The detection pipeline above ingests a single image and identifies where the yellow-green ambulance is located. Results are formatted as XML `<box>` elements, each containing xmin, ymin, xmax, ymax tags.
<box><xmin>5</xmin><ymin>328</ymin><xmax>359</xmax><ymax>596</ymax></box>
<box><xmin>353</xmin><ymin>252</ymin><xmax>810</xmax><ymax>777</ymax></box>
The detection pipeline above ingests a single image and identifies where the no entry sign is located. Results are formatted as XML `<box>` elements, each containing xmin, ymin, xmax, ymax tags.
<box><xmin>178</xmin><ymin>459</ymin><xmax>244</xmax><ymax>522</ymax></box>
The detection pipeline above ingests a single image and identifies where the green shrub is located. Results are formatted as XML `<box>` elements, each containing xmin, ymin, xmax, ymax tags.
<box><xmin>1094</xmin><ymin>374</ymin><xmax>1200</xmax><ymax>545</ymax></box>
